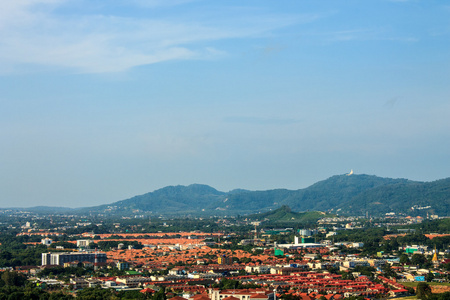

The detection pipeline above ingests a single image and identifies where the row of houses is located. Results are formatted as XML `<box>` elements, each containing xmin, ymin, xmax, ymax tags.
<box><xmin>66</xmin><ymin>270</ymin><xmax>404</xmax><ymax>299</ymax></box>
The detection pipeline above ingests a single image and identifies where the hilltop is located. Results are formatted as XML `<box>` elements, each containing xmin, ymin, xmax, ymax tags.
<box><xmin>245</xmin><ymin>205</ymin><xmax>328</xmax><ymax>223</ymax></box>
<box><xmin>3</xmin><ymin>174</ymin><xmax>449</xmax><ymax>217</ymax></box>
<box><xmin>74</xmin><ymin>174</ymin><xmax>449</xmax><ymax>217</ymax></box>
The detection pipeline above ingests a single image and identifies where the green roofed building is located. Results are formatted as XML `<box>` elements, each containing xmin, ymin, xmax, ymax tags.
<box><xmin>274</xmin><ymin>249</ymin><xmax>284</xmax><ymax>256</ymax></box>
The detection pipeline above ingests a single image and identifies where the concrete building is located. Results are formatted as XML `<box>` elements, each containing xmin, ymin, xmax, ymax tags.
<box><xmin>42</xmin><ymin>252</ymin><xmax>106</xmax><ymax>266</ymax></box>
<box><xmin>116</xmin><ymin>276</ymin><xmax>150</xmax><ymax>288</ymax></box>
<box><xmin>76</xmin><ymin>240</ymin><xmax>92</xmax><ymax>248</ymax></box>
<box><xmin>245</xmin><ymin>265</ymin><xmax>271</xmax><ymax>274</ymax></box>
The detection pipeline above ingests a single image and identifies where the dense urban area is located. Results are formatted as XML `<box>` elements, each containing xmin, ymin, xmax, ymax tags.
<box><xmin>0</xmin><ymin>209</ymin><xmax>449</xmax><ymax>300</ymax></box>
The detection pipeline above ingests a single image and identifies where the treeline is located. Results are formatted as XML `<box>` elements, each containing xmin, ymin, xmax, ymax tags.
<box><xmin>0</xmin><ymin>235</ymin><xmax>48</xmax><ymax>267</ymax></box>
<box><xmin>0</xmin><ymin>272</ymin><xmax>164</xmax><ymax>300</ymax></box>
<box><xmin>332</xmin><ymin>219</ymin><xmax>450</xmax><ymax>255</ymax></box>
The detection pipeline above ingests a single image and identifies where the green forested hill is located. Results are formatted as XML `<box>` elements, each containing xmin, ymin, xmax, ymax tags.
<box><xmin>336</xmin><ymin>177</ymin><xmax>450</xmax><ymax>216</ymax></box>
<box><xmin>90</xmin><ymin>184</ymin><xmax>227</xmax><ymax>214</ymax></box>
<box><xmin>213</xmin><ymin>174</ymin><xmax>413</xmax><ymax>213</ymax></box>
<box><xmin>246</xmin><ymin>205</ymin><xmax>327</xmax><ymax>223</ymax></box>
<box><xmin>79</xmin><ymin>174</ymin><xmax>449</xmax><ymax>217</ymax></box>
<box><xmin>286</xmin><ymin>174</ymin><xmax>411</xmax><ymax>211</ymax></box>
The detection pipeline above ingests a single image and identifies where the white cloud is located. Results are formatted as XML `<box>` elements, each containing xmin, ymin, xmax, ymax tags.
<box><xmin>0</xmin><ymin>1</ymin><xmax>300</xmax><ymax>73</ymax></box>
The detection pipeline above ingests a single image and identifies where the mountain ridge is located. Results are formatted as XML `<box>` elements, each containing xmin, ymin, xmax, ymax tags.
<box><xmin>80</xmin><ymin>174</ymin><xmax>449</xmax><ymax>217</ymax></box>
<box><xmin>3</xmin><ymin>174</ymin><xmax>449</xmax><ymax>217</ymax></box>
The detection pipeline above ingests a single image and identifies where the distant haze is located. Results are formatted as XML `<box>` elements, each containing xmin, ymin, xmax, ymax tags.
<box><xmin>0</xmin><ymin>1</ymin><xmax>449</xmax><ymax>208</ymax></box>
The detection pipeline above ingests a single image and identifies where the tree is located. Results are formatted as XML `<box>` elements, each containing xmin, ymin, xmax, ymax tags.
<box><xmin>280</xmin><ymin>294</ymin><xmax>299</xmax><ymax>300</ymax></box>
<box><xmin>416</xmin><ymin>282</ymin><xmax>432</xmax><ymax>299</ymax></box>
<box><xmin>1</xmin><ymin>271</ymin><xmax>26</xmax><ymax>287</ymax></box>
<box><xmin>152</xmin><ymin>287</ymin><xmax>166</xmax><ymax>300</ymax></box>
<box><xmin>382</xmin><ymin>264</ymin><xmax>397</xmax><ymax>279</ymax></box>
<box><xmin>411</xmin><ymin>254</ymin><xmax>427</xmax><ymax>267</ymax></box>
<box><xmin>426</xmin><ymin>272</ymin><xmax>434</xmax><ymax>282</ymax></box>
<box><xmin>399</xmin><ymin>254</ymin><xmax>410</xmax><ymax>265</ymax></box>
<box><xmin>49</xmin><ymin>292</ymin><xmax>75</xmax><ymax>299</ymax></box>
<box><xmin>118</xmin><ymin>290</ymin><xmax>146</xmax><ymax>299</ymax></box>
<box><xmin>341</xmin><ymin>272</ymin><xmax>354</xmax><ymax>280</ymax></box>
<box><xmin>405</xmin><ymin>286</ymin><xmax>415</xmax><ymax>295</ymax></box>
<box><xmin>6</xmin><ymin>291</ymin><xmax>24</xmax><ymax>300</ymax></box>
<box><xmin>76</xmin><ymin>286</ymin><xmax>115</xmax><ymax>300</ymax></box>
<box><xmin>217</xmin><ymin>278</ymin><xmax>241</xmax><ymax>290</ymax></box>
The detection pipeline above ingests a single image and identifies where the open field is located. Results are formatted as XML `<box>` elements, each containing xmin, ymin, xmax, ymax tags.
<box><xmin>402</xmin><ymin>282</ymin><xmax>450</xmax><ymax>288</ymax></box>
<box><xmin>401</xmin><ymin>282</ymin><xmax>450</xmax><ymax>295</ymax></box>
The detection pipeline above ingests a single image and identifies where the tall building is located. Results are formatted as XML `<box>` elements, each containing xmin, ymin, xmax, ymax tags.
<box><xmin>42</xmin><ymin>252</ymin><xmax>107</xmax><ymax>266</ymax></box>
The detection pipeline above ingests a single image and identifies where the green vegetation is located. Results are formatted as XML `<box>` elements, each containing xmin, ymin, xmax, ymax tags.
<box><xmin>212</xmin><ymin>278</ymin><xmax>261</xmax><ymax>290</ymax></box>
<box><xmin>328</xmin><ymin>218</ymin><xmax>450</xmax><ymax>256</ymax></box>
<box><xmin>18</xmin><ymin>174</ymin><xmax>445</xmax><ymax>217</ymax></box>
<box><xmin>340</xmin><ymin>177</ymin><xmax>450</xmax><ymax>217</ymax></box>
<box><xmin>0</xmin><ymin>238</ymin><xmax>48</xmax><ymax>267</ymax></box>
<box><xmin>96</xmin><ymin>240</ymin><xmax>143</xmax><ymax>251</ymax></box>
<box><xmin>246</xmin><ymin>206</ymin><xmax>328</xmax><ymax>223</ymax></box>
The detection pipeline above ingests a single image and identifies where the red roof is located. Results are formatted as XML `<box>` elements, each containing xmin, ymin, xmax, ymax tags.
<box><xmin>222</xmin><ymin>296</ymin><xmax>240</xmax><ymax>300</ymax></box>
<box><xmin>391</xmin><ymin>289</ymin><xmax>408</xmax><ymax>293</ymax></box>
<box><xmin>250</xmin><ymin>294</ymin><xmax>267</xmax><ymax>299</ymax></box>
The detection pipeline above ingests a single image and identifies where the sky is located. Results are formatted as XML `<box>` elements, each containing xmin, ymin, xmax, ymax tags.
<box><xmin>1</xmin><ymin>0</ymin><xmax>449</xmax><ymax>208</ymax></box>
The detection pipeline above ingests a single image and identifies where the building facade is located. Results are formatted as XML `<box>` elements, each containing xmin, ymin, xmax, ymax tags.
<box><xmin>42</xmin><ymin>252</ymin><xmax>107</xmax><ymax>266</ymax></box>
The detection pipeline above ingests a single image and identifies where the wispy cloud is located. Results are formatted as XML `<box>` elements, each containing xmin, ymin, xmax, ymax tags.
<box><xmin>0</xmin><ymin>1</ymin><xmax>301</xmax><ymax>74</ymax></box>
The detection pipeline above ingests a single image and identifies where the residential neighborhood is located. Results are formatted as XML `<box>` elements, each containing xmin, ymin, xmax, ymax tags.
<box><xmin>1</xmin><ymin>211</ymin><xmax>449</xmax><ymax>299</ymax></box>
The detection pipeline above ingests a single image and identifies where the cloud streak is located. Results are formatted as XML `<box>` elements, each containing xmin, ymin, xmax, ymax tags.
<box><xmin>0</xmin><ymin>1</ymin><xmax>301</xmax><ymax>73</ymax></box>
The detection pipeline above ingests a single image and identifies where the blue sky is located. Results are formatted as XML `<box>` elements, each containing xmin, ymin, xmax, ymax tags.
<box><xmin>1</xmin><ymin>0</ymin><xmax>449</xmax><ymax>208</ymax></box>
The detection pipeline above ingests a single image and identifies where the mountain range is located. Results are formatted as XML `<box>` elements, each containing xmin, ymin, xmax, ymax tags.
<box><xmin>7</xmin><ymin>174</ymin><xmax>450</xmax><ymax>217</ymax></box>
<box><xmin>82</xmin><ymin>174</ymin><xmax>449</xmax><ymax>217</ymax></box>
